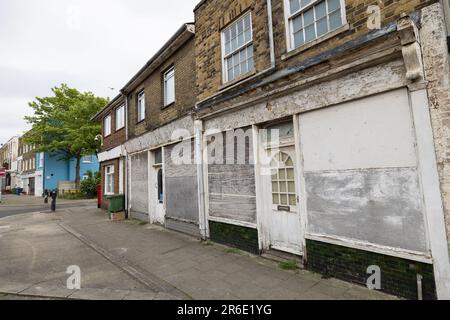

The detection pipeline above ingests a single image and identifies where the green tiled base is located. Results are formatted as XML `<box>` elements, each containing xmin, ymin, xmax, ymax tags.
<box><xmin>209</xmin><ymin>221</ymin><xmax>259</xmax><ymax>254</ymax></box>
<box><xmin>306</xmin><ymin>239</ymin><xmax>437</xmax><ymax>300</ymax></box>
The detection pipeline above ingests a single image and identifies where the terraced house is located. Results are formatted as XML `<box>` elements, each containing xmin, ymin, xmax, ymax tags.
<box><xmin>95</xmin><ymin>24</ymin><xmax>201</xmax><ymax>236</ymax></box>
<box><xmin>193</xmin><ymin>0</ymin><xmax>450</xmax><ymax>299</ymax></box>
<box><xmin>92</xmin><ymin>94</ymin><xmax>127</xmax><ymax>210</ymax></box>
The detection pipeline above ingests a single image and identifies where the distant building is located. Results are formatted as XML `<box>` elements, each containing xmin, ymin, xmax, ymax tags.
<box><xmin>0</xmin><ymin>136</ymin><xmax>20</xmax><ymax>192</ymax></box>
<box><xmin>16</xmin><ymin>137</ymin><xmax>38</xmax><ymax>196</ymax></box>
<box><xmin>35</xmin><ymin>152</ymin><xmax>99</xmax><ymax>194</ymax></box>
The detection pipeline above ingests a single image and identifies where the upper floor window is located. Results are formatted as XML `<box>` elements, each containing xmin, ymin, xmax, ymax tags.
<box><xmin>221</xmin><ymin>13</ymin><xmax>254</xmax><ymax>83</ymax></box>
<box><xmin>163</xmin><ymin>67</ymin><xmax>175</xmax><ymax>107</ymax></box>
<box><xmin>286</xmin><ymin>0</ymin><xmax>346</xmax><ymax>51</ymax></box>
<box><xmin>116</xmin><ymin>105</ymin><xmax>125</xmax><ymax>130</ymax></box>
<box><xmin>104</xmin><ymin>114</ymin><xmax>112</xmax><ymax>137</ymax></box>
<box><xmin>137</xmin><ymin>91</ymin><xmax>146</xmax><ymax>122</ymax></box>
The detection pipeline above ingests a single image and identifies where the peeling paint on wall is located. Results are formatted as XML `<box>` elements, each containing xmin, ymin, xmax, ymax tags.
<box><xmin>306</xmin><ymin>167</ymin><xmax>427</xmax><ymax>253</ymax></box>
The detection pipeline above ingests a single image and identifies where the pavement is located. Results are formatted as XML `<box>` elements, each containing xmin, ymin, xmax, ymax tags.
<box><xmin>0</xmin><ymin>202</ymin><xmax>399</xmax><ymax>300</ymax></box>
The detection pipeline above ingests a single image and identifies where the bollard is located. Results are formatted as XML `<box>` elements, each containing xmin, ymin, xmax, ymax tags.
<box><xmin>51</xmin><ymin>191</ymin><xmax>57</xmax><ymax>212</ymax></box>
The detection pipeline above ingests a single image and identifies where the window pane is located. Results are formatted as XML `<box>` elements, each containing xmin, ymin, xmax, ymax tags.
<box><xmin>247</xmin><ymin>44</ymin><xmax>253</xmax><ymax>58</ymax></box>
<box><xmin>329</xmin><ymin>9</ymin><xmax>342</xmax><ymax>30</ymax></box>
<box><xmin>289</xmin><ymin>195</ymin><xmax>297</xmax><ymax>206</ymax></box>
<box><xmin>300</xmin><ymin>0</ymin><xmax>312</xmax><ymax>8</ymax></box>
<box><xmin>287</xmin><ymin>168</ymin><xmax>295</xmax><ymax>180</ymax></box>
<box><xmin>292</xmin><ymin>15</ymin><xmax>303</xmax><ymax>33</ymax></box>
<box><xmin>237</xmin><ymin>32</ymin><xmax>244</xmax><ymax>47</ymax></box>
<box><xmin>279</xmin><ymin>169</ymin><xmax>286</xmax><ymax>180</ymax></box>
<box><xmin>224</xmin><ymin>29</ymin><xmax>230</xmax><ymax>43</ymax></box>
<box><xmin>234</xmin><ymin>65</ymin><xmax>240</xmax><ymax>78</ymax></box>
<box><xmin>280</xmin><ymin>182</ymin><xmax>287</xmax><ymax>193</ymax></box>
<box><xmin>228</xmin><ymin>67</ymin><xmax>233</xmax><ymax>82</ymax></box>
<box><xmin>244</xmin><ymin>14</ymin><xmax>251</xmax><ymax>29</ymax></box>
<box><xmin>317</xmin><ymin>17</ymin><xmax>328</xmax><ymax>36</ymax></box>
<box><xmin>305</xmin><ymin>24</ymin><xmax>316</xmax><ymax>42</ymax></box>
<box><xmin>288</xmin><ymin>181</ymin><xmax>296</xmax><ymax>193</ymax></box>
<box><xmin>272</xmin><ymin>181</ymin><xmax>279</xmax><ymax>192</ymax></box>
<box><xmin>327</xmin><ymin>0</ymin><xmax>340</xmax><ymax>12</ymax></box>
<box><xmin>240</xmin><ymin>61</ymin><xmax>248</xmax><ymax>75</ymax></box>
<box><xmin>315</xmin><ymin>1</ymin><xmax>327</xmax><ymax>19</ymax></box>
<box><xmin>294</xmin><ymin>31</ymin><xmax>304</xmax><ymax>48</ymax></box>
<box><xmin>273</xmin><ymin>194</ymin><xmax>280</xmax><ymax>205</ymax></box>
<box><xmin>244</xmin><ymin>28</ymin><xmax>252</xmax><ymax>43</ymax></box>
<box><xmin>237</xmin><ymin>19</ymin><xmax>244</xmax><ymax>34</ymax></box>
<box><xmin>225</xmin><ymin>42</ymin><xmax>231</xmax><ymax>55</ymax></box>
<box><xmin>280</xmin><ymin>194</ymin><xmax>288</xmax><ymax>205</ymax></box>
<box><xmin>230</xmin><ymin>25</ymin><xmax>236</xmax><ymax>41</ymax></box>
<box><xmin>289</xmin><ymin>0</ymin><xmax>300</xmax><ymax>14</ymax></box>
<box><xmin>303</xmin><ymin>8</ymin><xmax>314</xmax><ymax>26</ymax></box>
<box><xmin>247</xmin><ymin>56</ymin><xmax>254</xmax><ymax>72</ymax></box>
<box><xmin>286</xmin><ymin>157</ymin><xmax>294</xmax><ymax>166</ymax></box>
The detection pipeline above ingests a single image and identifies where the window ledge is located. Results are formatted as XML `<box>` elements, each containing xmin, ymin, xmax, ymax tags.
<box><xmin>161</xmin><ymin>101</ymin><xmax>175</xmax><ymax>110</ymax></box>
<box><xmin>219</xmin><ymin>70</ymin><xmax>256</xmax><ymax>91</ymax></box>
<box><xmin>281</xmin><ymin>24</ymin><xmax>350</xmax><ymax>61</ymax></box>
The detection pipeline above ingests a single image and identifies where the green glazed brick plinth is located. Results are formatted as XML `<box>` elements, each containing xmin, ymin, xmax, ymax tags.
<box><xmin>306</xmin><ymin>240</ymin><xmax>437</xmax><ymax>300</ymax></box>
<box><xmin>209</xmin><ymin>221</ymin><xmax>259</xmax><ymax>254</ymax></box>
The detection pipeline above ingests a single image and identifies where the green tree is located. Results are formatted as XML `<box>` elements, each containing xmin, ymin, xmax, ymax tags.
<box><xmin>24</xmin><ymin>84</ymin><xmax>108</xmax><ymax>186</ymax></box>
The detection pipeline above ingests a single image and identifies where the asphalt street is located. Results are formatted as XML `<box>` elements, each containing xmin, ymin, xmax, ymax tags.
<box><xmin>0</xmin><ymin>203</ymin><xmax>96</xmax><ymax>218</ymax></box>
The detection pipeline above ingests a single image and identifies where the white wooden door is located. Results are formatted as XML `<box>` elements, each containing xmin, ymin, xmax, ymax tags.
<box><xmin>149</xmin><ymin>148</ymin><xmax>165</xmax><ymax>225</ymax></box>
<box><xmin>266</xmin><ymin>146</ymin><xmax>302</xmax><ymax>254</ymax></box>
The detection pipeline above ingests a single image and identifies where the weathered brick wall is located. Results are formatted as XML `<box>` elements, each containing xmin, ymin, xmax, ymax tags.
<box><xmin>101</xmin><ymin>99</ymin><xmax>126</xmax><ymax>152</ymax></box>
<box><xmin>127</xmin><ymin>37</ymin><xmax>196</xmax><ymax>140</ymax></box>
<box><xmin>420</xmin><ymin>3</ymin><xmax>450</xmax><ymax>256</ymax></box>
<box><xmin>195</xmin><ymin>0</ymin><xmax>438</xmax><ymax>103</ymax></box>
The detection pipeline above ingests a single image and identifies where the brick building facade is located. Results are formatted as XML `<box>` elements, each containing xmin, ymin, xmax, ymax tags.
<box><xmin>93</xmin><ymin>95</ymin><xmax>127</xmax><ymax>210</ymax></box>
<box><xmin>193</xmin><ymin>0</ymin><xmax>450</xmax><ymax>299</ymax></box>
<box><xmin>90</xmin><ymin>0</ymin><xmax>450</xmax><ymax>299</ymax></box>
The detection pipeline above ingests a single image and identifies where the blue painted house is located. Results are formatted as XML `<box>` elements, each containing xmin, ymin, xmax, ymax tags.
<box><xmin>35</xmin><ymin>151</ymin><xmax>99</xmax><ymax>192</ymax></box>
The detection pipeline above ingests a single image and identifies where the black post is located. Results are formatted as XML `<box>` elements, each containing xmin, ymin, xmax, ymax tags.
<box><xmin>51</xmin><ymin>191</ymin><xmax>56</xmax><ymax>212</ymax></box>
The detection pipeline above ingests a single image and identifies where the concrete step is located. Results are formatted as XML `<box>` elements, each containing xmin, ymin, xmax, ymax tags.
<box><xmin>262</xmin><ymin>249</ymin><xmax>305</xmax><ymax>268</ymax></box>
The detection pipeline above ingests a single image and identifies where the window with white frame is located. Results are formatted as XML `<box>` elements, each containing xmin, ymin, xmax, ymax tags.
<box><xmin>163</xmin><ymin>67</ymin><xmax>175</xmax><ymax>107</ymax></box>
<box><xmin>221</xmin><ymin>13</ymin><xmax>254</xmax><ymax>83</ymax></box>
<box><xmin>105</xmin><ymin>165</ymin><xmax>114</xmax><ymax>195</ymax></box>
<box><xmin>116</xmin><ymin>105</ymin><xmax>125</xmax><ymax>130</ymax></box>
<box><xmin>137</xmin><ymin>91</ymin><xmax>145</xmax><ymax>122</ymax></box>
<box><xmin>286</xmin><ymin>0</ymin><xmax>346</xmax><ymax>50</ymax></box>
<box><xmin>104</xmin><ymin>114</ymin><xmax>112</xmax><ymax>136</ymax></box>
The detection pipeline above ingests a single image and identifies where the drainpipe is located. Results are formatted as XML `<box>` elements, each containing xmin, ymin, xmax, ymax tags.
<box><xmin>195</xmin><ymin>119</ymin><xmax>208</xmax><ymax>239</ymax></box>
<box><xmin>121</xmin><ymin>91</ymin><xmax>129</xmax><ymax>217</ymax></box>
<box><xmin>266</xmin><ymin>0</ymin><xmax>275</xmax><ymax>68</ymax></box>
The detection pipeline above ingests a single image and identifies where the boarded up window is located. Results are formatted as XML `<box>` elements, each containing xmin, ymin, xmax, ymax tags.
<box><xmin>130</xmin><ymin>152</ymin><xmax>149</xmax><ymax>214</ymax></box>
<box><xmin>207</xmin><ymin>127</ymin><xmax>256</xmax><ymax>224</ymax></box>
<box><xmin>164</xmin><ymin>139</ymin><xmax>199</xmax><ymax>231</ymax></box>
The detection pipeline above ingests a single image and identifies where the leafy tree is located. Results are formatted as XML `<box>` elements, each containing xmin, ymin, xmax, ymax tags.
<box><xmin>24</xmin><ymin>84</ymin><xmax>108</xmax><ymax>186</ymax></box>
<box><xmin>80</xmin><ymin>170</ymin><xmax>101</xmax><ymax>197</ymax></box>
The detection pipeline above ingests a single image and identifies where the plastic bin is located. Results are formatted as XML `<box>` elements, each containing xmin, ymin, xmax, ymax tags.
<box><xmin>106</xmin><ymin>194</ymin><xmax>125</xmax><ymax>213</ymax></box>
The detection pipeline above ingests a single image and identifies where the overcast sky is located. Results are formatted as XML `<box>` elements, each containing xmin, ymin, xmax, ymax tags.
<box><xmin>0</xmin><ymin>0</ymin><xmax>199</xmax><ymax>145</ymax></box>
